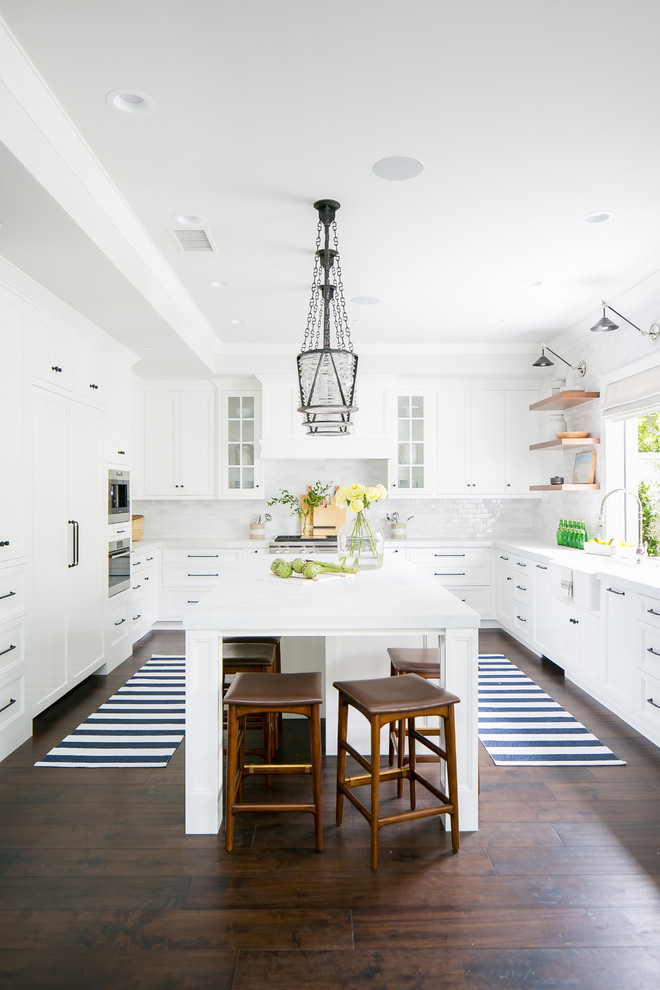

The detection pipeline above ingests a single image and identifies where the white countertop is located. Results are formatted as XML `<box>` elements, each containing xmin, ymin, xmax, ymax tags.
<box><xmin>181</xmin><ymin>553</ymin><xmax>480</xmax><ymax>633</ymax></box>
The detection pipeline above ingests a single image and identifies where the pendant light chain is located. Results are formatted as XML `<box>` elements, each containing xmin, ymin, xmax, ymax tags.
<box><xmin>331</xmin><ymin>220</ymin><xmax>354</xmax><ymax>353</ymax></box>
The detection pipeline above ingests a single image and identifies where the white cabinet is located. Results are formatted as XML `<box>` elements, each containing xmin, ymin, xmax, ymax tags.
<box><xmin>142</xmin><ymin>387</ymin><xmax>216</xmax><ymax>498</ymax></box>
<box><xmin>389</xmin><ymin>391</ymin><xmax>435</xmax><ymax>496</ymax></box>
<box><xmin>31</xmin><ymin>388</ymin><xmax>106</xmax><ymax>714</ymax></box>
<box><xmin>0</xmin><ymin>564</ymin><xmax>30</xmax><ymax>761</ymax></box>
<box><xmin>30</xmin><ymin>316</ymin><xmax>106</xmax><ymax>405</ymax></box>
<box><xmin>0</xmin><ymin>298</ymin><xmax>27</xmax><ymax>562</ymax></box>
<box><xmin>105</xmin><ymin>355</ymin><xmax>132</xmax><ymax>466</ymax></box>
<box><xmin>602</xmin><ymin>582</ymin><xmax>636</xmax><ymax>711</ymax></box>
<box><xmin>219</xmin><ymin>389</ymin><xmax>262</xmax><ymax>498</ymax></box>
<box><xmin>160</xmin><ymin>546</ymin><xmax>243</xmax><ymax>620</ymax></box>
<box><xmin>409</xmin><ymin>546</ymin><xmax>492</xmax><ymax>618</ymax></box>
<box><xmin>635</xmin><ymin>594</ymin><xmax>660</xmax><ymax>746</ymax></box>
<box><xmin>558</xmin><ymin>601</ymin><xmax>602</xmax><ymax>687</ymax></box>
<box><xmin>494</xmin><ymin>550</ymin><xmax>536</xmax><ymax>647</ymax></box>
<box><xmin>106</xmin><ymin>592</ymin><xmax>132</xmax><ymax>672</ymax></box>
<box><xmin>532</xmin><ymin>560</ymin><xmax>559</xmax><ymax>662</ymax></box>
<box><xmin>436</xmin><ymin>389</ymin><xmax>538</xmax><ymax>495</ymax></box>
<box><xmin>130</xmin><ymin>546</ymin><xmax>159</xmax><ymax>645</ymax></box>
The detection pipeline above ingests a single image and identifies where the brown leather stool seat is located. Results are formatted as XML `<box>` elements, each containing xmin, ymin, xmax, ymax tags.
<box><xmin>334</xmin><ymin>673</ymin><xmax>460</xmax><ymax>869</ymax></box>
<box><xmin>224</xmin><ymin>671</ymin><xmax>324</xmax><ymax>853</ymax></box>
<box><xmin>222</xmin><ymin>641</ymin><xmax>278</xmax><ymax>762</ymax></box>
<box><xmin>387</xmin><ymin>647</ymin><xmax>443</xmax><ymax>775</ymax></box>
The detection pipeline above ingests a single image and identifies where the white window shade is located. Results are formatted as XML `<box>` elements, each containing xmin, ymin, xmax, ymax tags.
<box><xmin>603</xmin><ymin>366</ymin><xmax>660</xmax><ymax>420</ymax></box>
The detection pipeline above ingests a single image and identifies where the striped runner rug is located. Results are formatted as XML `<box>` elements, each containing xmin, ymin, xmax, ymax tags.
<box><xmin>35</xmin><ymin>656</ymin><xmax>185</xmax><ymax>768</ymax></box>
<box><xmin>478</xmin><ymin>654</ymin><xmax>626</xmax><ymax>766</ymax></box>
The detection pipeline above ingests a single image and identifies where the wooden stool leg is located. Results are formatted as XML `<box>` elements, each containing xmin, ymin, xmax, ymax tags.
<box><xmin>310</xmin><ymin>705</ymin><xmax>323</xmax><ymax>851</ymax></box>
<box><xmin>336</xmin><ymin>697</ymin><xmax>348</xmax><ymax>825</ymax></box>
<box><xmin>370</xmin><ymin>716</ymin><xmax>381</xmax><ymax>870</ymax></box>
<box><xmin>445</xmin><ymin>705</ymin><xmax>460</xmax><ymax>851</ymax></box>
<box><xmin>225</xmin><ymin>706</ymin><xmax>239</xmax><ymax>852</ymax></box>
<box><xmin>408</xmin><ymin>716</ymin><xmax>417</xmax><ymax>811</ymax></box>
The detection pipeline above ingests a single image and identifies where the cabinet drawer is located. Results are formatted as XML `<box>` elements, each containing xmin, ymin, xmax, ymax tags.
<box><xmin>0</xmin><ymin>667</ymin><xmax>26</xmax><ymax>732</ymax></box>
<box><xmin>409</xmin><ymin>548</ymin><xmax>490</xmax><ymax>585</ymax></box>
<box><xmin>107</xmin><ymin>595</ymin><xmax>131</xmax><ymax>647</ymax></box>
<box><xmin>446</xmin><ymin>585</ymin><xmax>491</xmax><ymax>617</ymax></box>
<box><xmin>635</xmin><ymin>668</ymin><xmax>660</xmax><ymax>732</ymax></box>
<box><xmin>0</xmin><ymin>619</ymin><xmax>25</xmax><ymax>676</ymax></box>
<box><xmin>131</xmin><ymin>564</ymin><xmax>156</xmax><ymax>595</ymax></box>
<box><xmin>639</xmin><ymin>622</ymin><xmax>660</xmax><ymax>678</ymax></box>
<box><xmin>131</xmin><ymin>551</ymin><xmax>158</xmax><ymax>573</ymax></box>
<box><xmin>162</xmin><ymin>548</ymin><xmax>241</xmax><ymax>566</ymax></box>
<box><xmin>161</xmin><ymin>589</ymin><xmax>209</xmax><ymax>619</ymax></box>
<box><xmin>0</xmin><ymin>566</ymin><xmax>27</xmax><ymax>623</ymax></box>
<box><xmin>513</xmin><ymin>603</ymin><xmax>532</xmax><ymax>635</ymax></box>
<box><xmin>513</xmin><ymin>576</ymin><xmax>532</xmax><ymax>605</ymax></box>
<box><xmin>162</xmin><ymin>564</ymin><xmax>227</xmax><ymax>587</ymax></box>
<box><xmin>639</xmin><ymin>594</ymin><xmax>660</xmax><ymax>628</ymax></box>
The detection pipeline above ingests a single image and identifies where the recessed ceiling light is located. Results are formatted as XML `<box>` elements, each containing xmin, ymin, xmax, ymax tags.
<box><xmin>210</xmin><ymin>280</ymin><xmax>229</xmax><ymax>289</ymax></box>
<box><xmin>172</xmin><ymin>213</ymin><xmax>205</xmax><ymax>226</ymax></box>
<box><xmin>106</xmin><ymin>90</ymin><xmax>155</xmax><ymax>115</ymax></box>
<box><xmin>522</xmin><ymin>279</ymin><xmax>543</xmax><ymax>288</ymax></box>
<box><xmin>372</xmin><ymin>157</ymin><xmax>424</xmax><ymax>181</ymax></box>
<box><xmin>230</xmin><ymin>319</ymin><xmax>246</xmax><ymax>325</ymax></box>
<box><xmin>350</xmin><ymin>296</ymin><xmax>380</xmax><ymax>305</ymax></box>
<box><xmin>582</xmin><ymin>211</ymin><xmax>614</xmax><ymax>224</ymax></box>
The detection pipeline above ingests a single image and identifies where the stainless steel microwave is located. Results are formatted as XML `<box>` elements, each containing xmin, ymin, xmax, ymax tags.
<box><xmin>108</xmin><ymin>469</ymin><xmax>130</xmax><ymax>523</ymax></box>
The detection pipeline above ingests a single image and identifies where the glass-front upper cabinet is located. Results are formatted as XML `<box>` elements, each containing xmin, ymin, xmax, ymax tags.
<box><xmin>219</xmin><ymin>389</ymin><xmax>262</xmax><ymax>498</ymax></box>
<box><xmin>388</xmin><ymin>390</ymin><xmax>435</xmax><ymax>496</ymax></box>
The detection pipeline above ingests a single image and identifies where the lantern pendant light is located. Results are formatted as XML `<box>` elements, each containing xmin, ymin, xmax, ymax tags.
<box><xmin>297</xmin><ymin>199</ymin><xmax>358</xmax><ymax>435</ymax></box>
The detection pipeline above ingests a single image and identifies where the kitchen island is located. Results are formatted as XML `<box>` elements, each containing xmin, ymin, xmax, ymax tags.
<box><xmin>183</xmin><ymin>553</ymin><xmax>479</xmax><ymax>834</ymax></box>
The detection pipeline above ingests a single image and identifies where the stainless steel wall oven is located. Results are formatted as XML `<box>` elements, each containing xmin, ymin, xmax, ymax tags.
<box><xmin>108</xmin><ymin>538</ymin><xmax>130</xmax><ymax>597</ymax></box>
<box><xmin>108</xmin><ymin>469</ymin><xmax>130</xmax><ymax>523</ymax></box>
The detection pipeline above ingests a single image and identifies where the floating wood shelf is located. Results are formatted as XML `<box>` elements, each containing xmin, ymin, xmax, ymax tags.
<box><xmin>529</xmin><ymin>390</ymin><xmax>600</xmax><ymax>411</ymax></box>
<box><xmin>529</xmin><ymin>437</ymin><xmax>601</xmax><ymax>451</ymax></box>
<box><xmin>529</xmin><ymin>483</ymin><xmax>601</xmax><ymax>491</ymax></box>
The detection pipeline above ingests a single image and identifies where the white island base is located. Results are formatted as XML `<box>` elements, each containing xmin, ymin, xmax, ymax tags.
<box><xmin>183</xmin><ymin>556</ymin><xmax>479</xmax><ymax>835</ymax></box>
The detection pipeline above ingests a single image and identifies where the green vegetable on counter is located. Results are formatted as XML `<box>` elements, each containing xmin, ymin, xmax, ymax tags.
<box><xmin>270</xmin><ymin>557</ymin><xmax>358</xmax><ymax>580</ymax></box>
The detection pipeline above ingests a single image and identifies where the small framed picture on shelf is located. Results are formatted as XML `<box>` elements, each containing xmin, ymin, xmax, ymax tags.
<box><xmin>573</xmin><ymin>450</ymin><xmax>596</xmax><ymax>484</ymax></box>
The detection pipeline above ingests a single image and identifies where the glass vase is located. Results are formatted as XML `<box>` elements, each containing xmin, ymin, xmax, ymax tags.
<box><xmin>337</xmin><ymin>512</ymin><xmax>384</xmax><ymax>569</ymax></box>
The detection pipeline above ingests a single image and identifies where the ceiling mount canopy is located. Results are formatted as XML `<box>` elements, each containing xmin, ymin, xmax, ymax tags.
<box><xmin>532</xmin><ymin>344</ymin><xmax>586</xmax><ymax>378</ymax></box>
<box><xmin>590</xmin><ymin>300</ymin><xmax>660</xmax><ymax>343</ymax></box>
<box><xmin>297</xmin><ymin>199</ymin><xmax>358</xmax><ymax>436</ymax></box>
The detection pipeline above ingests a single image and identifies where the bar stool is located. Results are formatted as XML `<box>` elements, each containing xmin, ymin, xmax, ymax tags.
<box><xmin>334</xmin><ymin>673</ymin><xmax>460</xmax><ymax>869</ymax></box>
<box><xmin>387</xmin><ymin>647</ymin><xmax>443</xmax><ymax>777</ymax></box>
<box><xmin>224</xmin><ymin>671</ymin><xmax>324</xmax><ymax>853</ymax></box>
<box><xmin>222</xmin><ymin>641</ymin><xmax>278</xmax><ymax>762</ymax></box>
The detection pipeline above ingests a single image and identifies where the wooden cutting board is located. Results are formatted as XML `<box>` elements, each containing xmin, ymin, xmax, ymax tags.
<box><xmin>300</xmin><ymin>493</ymin><xmax>346</xmax><ymax>536</ymax></box>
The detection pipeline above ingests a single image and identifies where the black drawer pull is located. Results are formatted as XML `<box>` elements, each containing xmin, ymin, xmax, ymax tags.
<box><xmin>187</xmin><ymin>600</ymin><xmax>200</xmax><ymax>604</ymax></box>
<box><xmin>146</xmin><ymin>556</ymin><xmax>154</xmax><ymax>562</ymax></box>
<box><xmin>516</xmin><ymin>615</ymin><xmax>527</xmax><ymax>623</ymax></box>
<box><xmin>187</xmin><ymin>554</ymin><xmax>219</xmax><ymax>558</ymax></box>
<box><xmin>499</xmin><ymin>555</ymin><xmax>509</xmax><ymax>561</ymax></box>
<box><xmin>569</xmin><ymin>617</ymin><xmax>579</xmax><ymax>624</ymax></box>
<box><xmin>516</xmin><ymin>561</ymin><xmax>527</xmax><ymax>567</ymax></box>
<box><xmin>536</xmin><ymin>563</ymin><xmax>548</xmax><ymax>570</ymax></box>
<box><xmin>0</xmin><ymin>590</ymin><xmax>17</xmax><ymax>601</ymax></box>
<box><xmin>133</xmin><ymin>614</ymin><xmax>142</xmax><ymax>621</ymax></box>
<box><xmin>647</xmin><ymin>647</ymin><xmax>660</xmax><ymax>657</ymax></box>
<box><xmin>0</xmin><ymin>643</ymin><xmax>17</xmax><ymax>657</ymax></box>
<box><xmin>132</xmin><ymin>584</ymin><xmax>142</xmax><ymax>591</ymax></box>
<box><xmin>434</xmin><ymin>572</ymin><xmax>466</xmax><ymax>577</ymax></box>
<box><xmin>516</xmin><ymin>585</ymin><xmax>527</xmax><ymax>592</ymax></box>
<box><xmin>607</xmin><ymin>587</ymin><xmax>625</xmax><ymax>596</ymax></box>
<box><xmin>0</xmin><ymin>697</ymin><xmax>17</xmax><ymax>715</ymax></box>
<box><xmin>114</xmin><ymin>618</ymin><xmax>126</xmax><ymax>626</ymax></box>
<box><xmin>434</xmin><ymin>553</ymin><xmax>465</xmax><ymax>558</ymax></box>
<box><xmin>187</xmin><ymin>573</ymin><xmax>219</xmax><ymax>577</ymax></box>
<box><xmin>647</xmin><ymin>697</ymin><xmax>660</xmax><ymax>709</ymax></box>
<box><xmin>647</xmin><ymin>608</ymin><xmax>660</xmax><ymax>617</ymax></box>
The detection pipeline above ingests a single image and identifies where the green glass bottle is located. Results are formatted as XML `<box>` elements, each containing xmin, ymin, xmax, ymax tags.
<box><xmin>557</xmin><ymin>518</ymin><xmax>563</xmax><ymax>546</ymax></box>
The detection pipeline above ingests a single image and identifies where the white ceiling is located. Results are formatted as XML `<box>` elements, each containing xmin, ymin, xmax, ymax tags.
<box><xmin>1</xmin><ymin>0</ymin><xmax>660</xmax><ymax>379</ymax></box>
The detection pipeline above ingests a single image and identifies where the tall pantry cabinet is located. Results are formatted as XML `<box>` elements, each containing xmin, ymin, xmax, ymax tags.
<box><xmin>31</xmin><ymin>388</ymin><xmax>106</xmax><ymax>713</ymax></box>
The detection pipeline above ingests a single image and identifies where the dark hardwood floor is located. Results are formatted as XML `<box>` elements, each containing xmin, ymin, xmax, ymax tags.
<box><xmin>1</xmin><ymin>628</ymin><xmax>659</xmax><ymax>989</ymax></box>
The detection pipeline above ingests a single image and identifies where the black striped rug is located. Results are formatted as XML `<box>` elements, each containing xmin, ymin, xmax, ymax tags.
<box><xmin>35</xmin><ymin>656</ymin><xmax>185</xmax><ymax>768</ymax></box>
<box><xmin>478</xmin><ymin>654</ymin><xmax>626</xmax><ymax>766</ymax></box>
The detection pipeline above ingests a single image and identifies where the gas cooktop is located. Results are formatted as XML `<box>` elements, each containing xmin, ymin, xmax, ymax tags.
<box><xmin>273</xmin><ymin>535</ymin><xmax>337</xmax><ymax>544</ymax></box>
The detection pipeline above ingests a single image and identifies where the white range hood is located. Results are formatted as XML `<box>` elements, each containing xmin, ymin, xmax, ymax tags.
<box><xmin>257</xmin><ymin>374</ymin><xmax>393</xmax><ymax>460</ymax></box>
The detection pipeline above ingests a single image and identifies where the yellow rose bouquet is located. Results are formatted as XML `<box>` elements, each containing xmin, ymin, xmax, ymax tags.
<box><xmin>335</xmin><ymin>483</ymin><xmax>387</xmax><ymax>568</ymax></box>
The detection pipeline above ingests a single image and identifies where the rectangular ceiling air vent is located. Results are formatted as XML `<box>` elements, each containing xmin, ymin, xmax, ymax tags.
<box><xmin>170</xmin><ymin>227</ymin><xmax>216</xmax><ymax>252</ymax></box>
